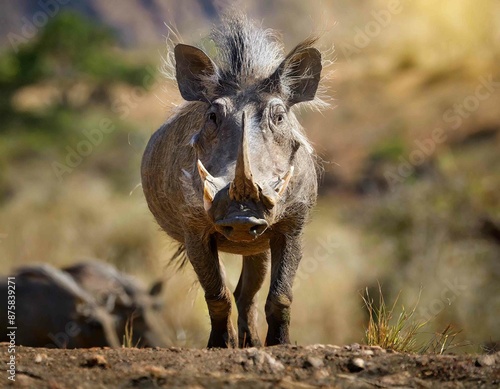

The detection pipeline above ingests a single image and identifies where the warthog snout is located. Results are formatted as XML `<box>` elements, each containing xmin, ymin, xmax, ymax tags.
<box><xmin>216</xmin><ymin>216</ymin><xmax>268</xmax><ymax>241</ymax></box>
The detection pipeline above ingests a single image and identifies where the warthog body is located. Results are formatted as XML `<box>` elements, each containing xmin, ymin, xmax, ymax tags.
<box><xmin>0</xmin><ymin>264</ymin><xmax>120</xmax><ymax>348</ymax></box>
<box><xmin>64</xmin><ymin>261</ymin><xmax>168</xmax><ymax>347</ymax></box>
<box><xmin>142</xmin><ymin>14</ymin><xmax>324</xmax><ymax>347</ymax></box>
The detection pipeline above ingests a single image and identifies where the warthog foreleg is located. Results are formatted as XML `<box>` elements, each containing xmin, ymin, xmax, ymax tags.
<box><xmin>234</xmin><ymin>252</ymin><xmax>269</xmax><ymax>347</ymax></box>
<box><xmin>265</xmin><ymin>233</ymin><xmax>302</xmax><ymax>346</ymax></box>
<box><xmin>185</xmin><ymin>234</ymin><xmax>236</xmax><ymax>348</ymax></box>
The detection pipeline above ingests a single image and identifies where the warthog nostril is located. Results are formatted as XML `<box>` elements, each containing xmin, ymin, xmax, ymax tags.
<box><xmin>216</xmin><ymin>217</ymin><xmax>268</xmax><ymax>241</ymax></box>
<box><xmin>249</xmin><ymin>224</ymin><xmax>267</xmax><ymax>237</ymax></box>
<box><xmin>222</xmin><ymin>226</ymin><xmax>234</xmax><ymax>236</ymax></box>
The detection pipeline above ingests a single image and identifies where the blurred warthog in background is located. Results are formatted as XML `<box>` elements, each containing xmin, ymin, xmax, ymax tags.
<box><xmin>64</xmin><ymin>260</ymin><xmax>168</xmax><ymax>347</ymax></box>
<box><xmin>0</xmin><ymin>264</ymin><xmax>120</xmax><ymax>348</ymax></box>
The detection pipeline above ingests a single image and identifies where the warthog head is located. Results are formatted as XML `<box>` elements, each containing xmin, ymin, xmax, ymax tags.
<box><xmin>175</xmin><ymin>35</ymin><xmax>321</xmax><ymax>242</ymax></box>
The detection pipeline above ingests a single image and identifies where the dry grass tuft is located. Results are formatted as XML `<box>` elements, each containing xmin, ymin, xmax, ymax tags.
<box><xmin>122</xmin><ymin>315</ymin><xmax>141</xmax><ymax>348</ymax></box>
<box><xmin>363</xmin><ymin>284</ymin><xmax>466</xmax><ymax>354</ymax></box>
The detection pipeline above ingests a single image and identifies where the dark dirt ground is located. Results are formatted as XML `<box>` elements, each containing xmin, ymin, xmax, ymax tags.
<box><xmin>1</xmin><ymin>343</ymin><xmax>499</xmax><ymax>389</ymax></box>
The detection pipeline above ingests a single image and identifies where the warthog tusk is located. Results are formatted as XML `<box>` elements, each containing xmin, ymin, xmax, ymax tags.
<box><xmin>197</xmin><ymin>160</ymin><xmax>214</xmax><ymax>183</ymax></box>
<box><xmin>274</xmin><ymin>166</ymin><xmax>294</xmax><ymax>196</ymax></box>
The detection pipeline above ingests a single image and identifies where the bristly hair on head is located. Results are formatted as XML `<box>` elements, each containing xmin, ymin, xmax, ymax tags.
<box><xmin>161</xmin><ymin>11</ymin><xmax>333</xmax><ymax>111</ymax></box>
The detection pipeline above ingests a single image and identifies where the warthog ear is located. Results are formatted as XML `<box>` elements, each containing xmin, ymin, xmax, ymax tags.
<box><xmin>174</xmin><ymin>44</ymin><xmax>217</xmax><ymax>102</ymax></box>
<box><xmin>271</xmin><ymin>40</ymin><xmax>322</xmax><ymax>106</ymax></box>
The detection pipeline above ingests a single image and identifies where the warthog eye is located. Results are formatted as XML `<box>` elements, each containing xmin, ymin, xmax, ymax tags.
<box><xmin>271</xmin><ymin>104</ymin><xmax>286</xmax><ymax>126</ymax></box>
<box><xmin>208</xmin><ymin>112</ymin><xmax>217</xmax><ymax>125</ymax></box>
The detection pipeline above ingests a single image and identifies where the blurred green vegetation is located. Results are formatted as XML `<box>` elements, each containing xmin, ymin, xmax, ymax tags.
<box><xmin>0</xmin><ymin>12</ymin><xmax>154</xmax><ymax>194</ymax></box>
<box><xmin>0</xmin><ymin>12</ymin><xmax>152</xmax><ymax>144</ymax></box>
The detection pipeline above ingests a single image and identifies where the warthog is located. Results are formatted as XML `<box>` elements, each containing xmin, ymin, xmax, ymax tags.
<box><xmin>142</xmin><ymin>14</ymin><xmax>324</xmax><ymax>347</ymax></box>
<box><xmin>0</xmin><ymin>264</ymin><xmax>120</xmax><ymax>348</ymax></box>
<box><xmin>64</xmin><ymin>260</ymin><xmax>168</xmax><ymax>347</ymax></box>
